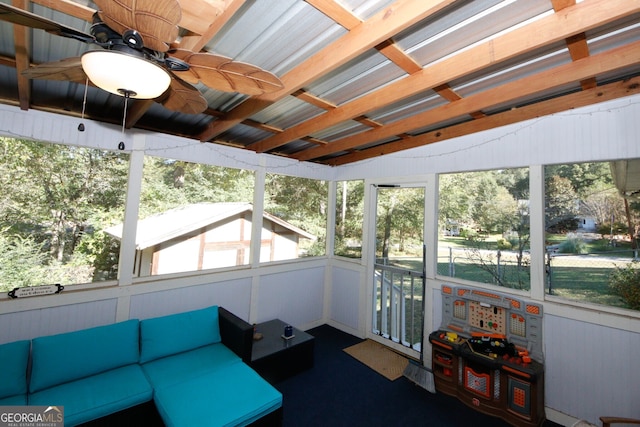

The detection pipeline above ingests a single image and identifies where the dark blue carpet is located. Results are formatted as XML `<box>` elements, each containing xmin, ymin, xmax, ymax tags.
<box><xmin>275</xmin><ymin>325</ymin><xmax>559</xmax><ymax>427</ymax></box>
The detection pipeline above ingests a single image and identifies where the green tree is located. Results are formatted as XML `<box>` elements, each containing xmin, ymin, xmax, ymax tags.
<box><xmin>139</xmin><ymin>157</ymin><xmax>255</xmax><ymax>218</ymax></box>
<box><xmin>545</xmin><ymin>175</ymin><xmax>579</xmax><ymax>232</ymax></box>
<box><xmin>264</xmin><ymin>174</ymin><xmax>328</xmax><ymax>256</ymax></box>
<box><xmin>335</xmin><ymin>180</ymin><xmax>364</xmax><ymax>257</ymax></box>
<box><xmin>0</xmin><ymin>138</ymin><xmax>129</xmax><ymax>283</ymax></box>
<box><xmin>548</xmin><ymin>163</ymin><xmax>612</xmax><ymax>197</ymax></box>
<box><xmin>376</xmin><ymin>187</ymin><xmax>424</xmax><ymax>259</ymax></box>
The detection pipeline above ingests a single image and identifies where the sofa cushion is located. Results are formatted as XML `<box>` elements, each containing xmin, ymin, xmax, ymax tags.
<box><xmin>0</xmin><ymin>339</ymin><xmax>30</xmax><ymax>399</ymax></box>
<box><xmin>29</xmin><ymin>364</ymin><xmax>152</xmax><ymax>427</ymax></box>
<box><xmin>0</xmin><ymin>394</ymin><xmax>27</xmax><ymax>406</ymax></box>
<box><xmin>30</xmin><ymin>319</ymin><xmax>140</xmax><ymax>393</ymax></box>
<box><xmin>142</xmin><ymin>343</ymin><xmax>241</xmax><ymax>389</ymax></box>
<box><xmin>153</xmin><ymin>362</ymin><xmax>282</xmax><ymax>427</ymax></box>
<box><xmin>139</xmin><ymin>305</ymin><xmax>221</xmax><ymax>363</ymax></box>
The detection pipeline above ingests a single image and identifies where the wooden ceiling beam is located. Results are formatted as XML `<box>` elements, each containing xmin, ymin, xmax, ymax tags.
<box><xmin>30</xmin><ymin>0</ymin><xmax>95</xmax><ymax>21</ymax></box>
<box><xmin>197</xmin><ymin>0</ymin><xmax>459</xmax><ymax>142</ymax></box>
<box><xmin>243</xmin><ymin>119</ymin><xmax>283</xmax><ymax>134</ymax></box>
<box><xmin>301</xmin><ymin>136</ymin><xmax>328</xmax><ymax>146</ymax></box>
<box><xmin>355</xmin><ymin>116</ymin><xmax>383</xmax><ymax>128</ymax></box>
<box><xmin>178</xmin><ymin>0</ymin><xmax>225</xmax><ymax>36</ymax></box>
<box><xmin>306</xmin><ymin>0</ymin><xmax>362</xmax><ymax>29</ymax></box>
<box><xmin>296</xmin><ymin>40</ymin><xmax>640</xmax><ymax>161</ymax></box>
<box><xmin>13</xmin><ymin>0</ymin><xmax>30</xmax><ymax>111</ymax></box>
<box><xmin>328</xmin><ymin>76</ymin><xmax>640</xmax><ymax>165</ymax></box>
<box><xmin>433</xmin><ymin>84</ymin><xmax>486</xmax><ymax>119</ymax></box>
<box><xmin>292</xmin><ymin>89</ymin><xmax>337</xmax><ymax>110</ymax></box>
<box><xmin>177</xmin><ymin>0</ymin><xmax>246</xmax><ymax>52</ymax></box>
<box><xmin>375</xmin><ymin>39</ymin><xmax>422</xmax><ymax>74</ymax></box>
<box><xmin>306</xmin><ymin>1</ymin><xmax>423</xmax><ymax>131</ymax></box>
<box><xmin>552</xmin><ymin>0</ymin><xmax>596</xmax><ymax>90</ymax></box>
<box><xmin>0</xmin><ymin>54</ymin><xmax>16</xmax><ymax>68</ymax></box>
<box><xmin>254</xmin><ymin>0</ymin><xmax>638</xmax><ymax>155</ymax></box>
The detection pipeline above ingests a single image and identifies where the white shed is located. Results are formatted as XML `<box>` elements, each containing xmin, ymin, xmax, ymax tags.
<box><xmin>105</xmin><ymin>202</ymin><xmax>315</xmax><ymax>276</ymax></box>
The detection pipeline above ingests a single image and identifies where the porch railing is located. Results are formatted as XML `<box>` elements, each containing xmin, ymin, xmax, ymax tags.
<box><xmin>373</xmin><ymin>261</ymin><xmax>424</xmax><ymax>351</ymax></box>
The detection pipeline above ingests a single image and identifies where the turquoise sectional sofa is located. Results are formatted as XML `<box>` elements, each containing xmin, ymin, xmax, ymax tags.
<box><xmin>0</xmin><ymin>306</ymin><xmax>283</xmax><ymax>427</ymax></box>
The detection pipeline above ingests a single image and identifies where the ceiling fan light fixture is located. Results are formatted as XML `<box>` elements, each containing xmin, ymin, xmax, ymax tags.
<box><xmin>81</xmin><ymin>50</ymin><xmax>171</xmax><ymax>99</ymax></box>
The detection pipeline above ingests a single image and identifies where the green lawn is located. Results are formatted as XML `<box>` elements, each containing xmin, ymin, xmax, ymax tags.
<box><xmin>381</xmin><ymin>232</ymin><xmax>637</xmax><ymax>309</ymax></box>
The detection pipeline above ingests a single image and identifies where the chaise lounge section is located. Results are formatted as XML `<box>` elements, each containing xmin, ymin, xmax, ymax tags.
<box><xmin>139</xmin><ymin>305</ymin><xmax>283</xmax><ymax>427</ymax></box>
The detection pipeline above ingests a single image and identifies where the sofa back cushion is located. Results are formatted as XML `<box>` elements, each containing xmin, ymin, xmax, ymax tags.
<box><xmin>0</xmin><ymin>340</ymin><xmax>30</xmax><ymax>399</ymax></box>
<box><xmin>140</xmin><ymin>305</ymin><xmax>221</xmax><ymax>364</ymax></box>
<box><xmin>29</xmin><ymin>319</ymin><xmax>140</xmax><ymax>393</ymax></box>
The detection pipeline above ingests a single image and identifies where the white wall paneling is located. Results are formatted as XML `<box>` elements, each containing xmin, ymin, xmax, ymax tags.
<box><xmin>0</xmin><ymin>299</ymin><xmax>118</xmax><ymax>343</ymax></box>
<box><xmin>256</xmin><ymin>267</ymin><xmax>325</xmax><ymax>329</ymax></box>
<box><xmin>129</xmin><ymin>278</ymin><xmax>253</xmax><ymax>321</ymax></box>
<box><xmin>329</xmin><ymin>265</ymin><xmax>362</xmax><ymax>332</ymax></box>
<box><xmin>545</xmin><ymin>315</ymin><xmax>640</xmax><ymax>424</ymax></box>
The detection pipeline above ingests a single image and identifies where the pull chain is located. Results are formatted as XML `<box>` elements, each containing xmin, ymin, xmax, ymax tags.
<box><xmin>78</xmin><ymin>77</ymin><xmax>89</xmax><ymax>132</ymax></box>
<box><xmin>119</xmin><ymin>92</ymin><xmax>131</xmax><ymax>150</ymax></box>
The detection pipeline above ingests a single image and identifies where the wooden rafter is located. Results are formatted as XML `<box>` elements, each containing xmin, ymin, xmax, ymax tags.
<box><xmin>177</xmin><ymin>0</ymin><xmax>246</xmax><ymax>52</ymax></box>
<box><xmin>304</xmin><ymin>1</ymin><xmax>425</xmax><ymax>141</ymax></box>
<box><xmin>329</xmin><ymin>76</ymin><xmax>640</xmax><ymax>165</ymax></box>
<box><xmin>433</xmin><ymin>84</ymin><xmax>486</xmax><ymax>120</ymax></box>
<box><xmin>305</xmin><ymin>0</ymin><xmax>361</xmax><ymax>29</ymax></box>
<box><xmin>30</xmin><ymin>0</ymin><xmax>95</xmax><ymax>21</ymax></box>
<box><xmin>552</xmin><ymin>0</ymin><xmax>597</xmax><ymax>90</ymax></box>
<box><xmin>250</xmin><ymin>0</ymin><xmax>639</xmax><ymax>156</ymax></box>
<box><xmin>13</xmin><ymin>0</ymin><xmax>30</xmax><ymax>111</ymax></box>
<box><xmin>197</xmin><ymin>0</ymin><xmax>459</xmax><ymax>142</ymax></box>
<box><xmin>0</xmin><ymin>0</ymin><xmax>638</xmax><ymax>165</ymax></box>
<box><xmin>297</xmin><ymin>41</ymin><xmax>640</xmax><ymax>161</ymax></box>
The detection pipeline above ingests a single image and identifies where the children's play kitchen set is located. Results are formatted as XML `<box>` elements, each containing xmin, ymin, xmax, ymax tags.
<box><xmin>429</xmin><ymin>285</ymin><xmax>545</xmax><ymax>427</ymax></box>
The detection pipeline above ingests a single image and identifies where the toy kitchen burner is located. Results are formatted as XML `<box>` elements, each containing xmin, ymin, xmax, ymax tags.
<box><xmin>429</xmin><ymin>285</ymin><xmax>545</xmax><ymax>427</ymax></box>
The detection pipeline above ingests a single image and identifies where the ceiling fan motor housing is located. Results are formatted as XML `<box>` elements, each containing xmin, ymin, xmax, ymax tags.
<box><xmin>90</xmin><ymin>14</ymin><xmax>145</xmax><ymax>58</ymax></box>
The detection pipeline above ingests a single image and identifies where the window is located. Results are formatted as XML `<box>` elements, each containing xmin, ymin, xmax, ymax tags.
<box><xmin>334</xmin><ymin>180</ymin><xmax>364</xmax><ymax>258</ymax></box>
<box><xmin>545</xmin><ymin>161</ymin><xmax>640</xmax><ymax>310</ymax></box>
<box><xmin>438</xmin><ymin>168</ymin><xmax>530</xmax><ymax>290</ymax></box>
<box><xmin>263</xmin><ymin>174</ymin><xmax>327</xmax><ymax>261</ymax></box>
<box><xmin>121</xmin><ymin>156</ymin><xmax>255</xmax><ymax>277</ymax></box>
<box><xmin>0</xmin><ymin>138</ymin><xmax>128</xmax><ymax>292</ymax></box>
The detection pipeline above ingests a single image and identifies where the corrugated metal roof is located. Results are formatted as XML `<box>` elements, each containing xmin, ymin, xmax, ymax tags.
<box><xmin>0</xmin><ymin>0</ymin><xmax>638</xmax><ymax>164</ymax></box>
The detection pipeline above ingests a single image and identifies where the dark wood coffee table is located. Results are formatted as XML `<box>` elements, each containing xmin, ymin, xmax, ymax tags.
<box><xmin>250</xmin><ymin>319</ymin><xmax>315</xmax><ymax>383</ymax></box>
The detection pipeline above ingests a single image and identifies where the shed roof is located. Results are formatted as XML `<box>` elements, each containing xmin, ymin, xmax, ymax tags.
<box><xmin>105</xmin><ymin>202</ymin><xmax>315</xmax><ymax>249</ymax></box>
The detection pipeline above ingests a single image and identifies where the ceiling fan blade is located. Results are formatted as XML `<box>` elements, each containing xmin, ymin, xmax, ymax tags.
<box><xmin>158</xmin><ymin>77</ymin><xmax>208</xmax><ymax>115</ymax></box>
<box><xmin>0</xmin><ymin>3</ymin><xmax>94</xmax><ymax>43</ymax></box>
<box><xmin>22</xmin><ymin>57</ymin><xmax>88</xmax><ymax>84</ymax></box>
<box><xmin>169</xmin><ymin>50</ymin><xmax>284</xmax><ymax>96</ymax></box>
<box><xmin>94</xmin><ymin>0</ymin><xmax>181</xmax><ymax>52</ymax></box>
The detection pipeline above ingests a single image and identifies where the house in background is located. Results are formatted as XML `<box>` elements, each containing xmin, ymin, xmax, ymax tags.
<box><xmin>105</xmin><ymin>203</ymin><xmax>315</xmax><ymax>277</ymax></box>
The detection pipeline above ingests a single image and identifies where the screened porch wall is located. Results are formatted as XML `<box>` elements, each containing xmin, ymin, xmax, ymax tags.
<box><xmin>1</xmin><ymin>94</ymin><xmax>640</xmax><ymax>425</ymax></box>
<box><xmin>0</xmin><ymin>258</ymin><xmax>328</xmax><ymax>343</ymax></box>
<box><xmin>328</xmin><ymin>93</ymin><xmax>640</xmax><ymax>425</ymax></box>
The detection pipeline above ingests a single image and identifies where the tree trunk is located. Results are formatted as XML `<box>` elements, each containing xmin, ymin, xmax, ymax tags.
<box><xmin>624</xmin><ymin>198</ymin><xmax>637</xmax><ymax>249</ymax></box>
<box><xmin>382</xmin><ymin>210</ymin><xmax>392</xmax><ymax>259</ymax></box>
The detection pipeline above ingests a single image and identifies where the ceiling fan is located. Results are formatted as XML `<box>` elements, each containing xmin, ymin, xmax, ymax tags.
<box><xmin>0</xmin><ymin>0</ymin><xmax>284</xmax><ymax>115</ymax></box>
